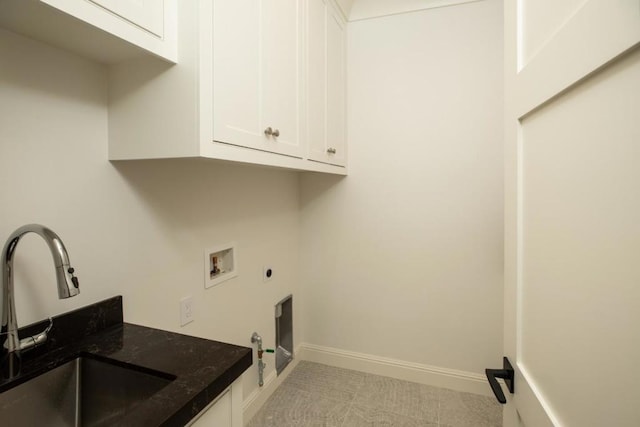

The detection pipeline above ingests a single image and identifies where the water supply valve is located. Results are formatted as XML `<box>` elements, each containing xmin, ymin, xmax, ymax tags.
<box><xmin>251</xmin><ymin>332</ymin><xmax>274</xmax><ymax>387</ymax></box>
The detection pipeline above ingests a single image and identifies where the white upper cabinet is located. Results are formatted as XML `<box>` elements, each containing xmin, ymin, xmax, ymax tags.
<box><xmin>89</xmin><ymin>0</ymin><xmax>164</xmax><ymax>38</ymax></box>
<box><xmin>108</xmin><ymin>0</ymin><xmax>346</xmax><ymax>175</ymax></box>
<box><xmin>0</xmin><ymin>0</ymin><xmax>176</xmax><ymax>63</ymax></box>
<box><xmin>213</xmin><ymin>0</ymin><xmax>303</xmax><ymax>158</ymax></box>
<box><xmin>307</xmin><ymin>0</ymin><xmax>347</xmax><ymax>166</ymax></box>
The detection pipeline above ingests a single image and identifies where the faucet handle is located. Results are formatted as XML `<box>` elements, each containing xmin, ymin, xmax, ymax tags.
<box><xmin>19</xmin><ymin>317</ymin><xmax>53</xmax><ymax>353</ymax></box>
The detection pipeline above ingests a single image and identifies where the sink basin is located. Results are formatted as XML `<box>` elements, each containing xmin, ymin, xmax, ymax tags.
<box><xmin>0</xmin><ymin>355</ymin><xmax>174</xmax><ymax>426</ymax></box>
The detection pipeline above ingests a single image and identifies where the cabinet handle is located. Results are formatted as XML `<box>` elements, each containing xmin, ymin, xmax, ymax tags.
<box><xmin>264</xmin><ymin>127</ymin><xmax>280</xmax><ymax>138</ymax></box>
<box><xmin>327</xmin><ymin>147</ymin><xmax>337</xmax><ymax>154</ymax></box>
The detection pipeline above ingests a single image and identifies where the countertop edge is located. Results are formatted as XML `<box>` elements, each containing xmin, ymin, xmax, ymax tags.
<box><xmin>163</xmin><ymin>349</ymin><xmax>252</xmax><ymax>427</ymax></box>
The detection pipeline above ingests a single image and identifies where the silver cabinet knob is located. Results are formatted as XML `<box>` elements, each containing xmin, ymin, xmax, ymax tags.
<box><xmin>327</xmin><ymin>147</ymin><xmax>337</xmax><ymax>154</ymax></box>
<box><xmin>264</xmin><ymin>127</ymin><xmax>280</xmax><ymax>137</ymax></box>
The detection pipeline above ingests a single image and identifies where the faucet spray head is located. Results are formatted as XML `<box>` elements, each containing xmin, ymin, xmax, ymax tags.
<box><xmin>55</xmin><ymin>265</ymin><xmax>79</xmax><ymax>299</ymax></box>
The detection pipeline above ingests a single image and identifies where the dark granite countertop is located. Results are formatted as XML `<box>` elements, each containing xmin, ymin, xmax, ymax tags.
<box><xmin>0</xmin><ymin>296</ymin><xmax>253</xmax><ymax>426</ymax></box>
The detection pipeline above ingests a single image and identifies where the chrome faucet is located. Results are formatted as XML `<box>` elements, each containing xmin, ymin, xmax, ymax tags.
<box><xmin>1</xmin><ymin>224</ymin><xmax>80</xmax><ymax>364</ymax></box>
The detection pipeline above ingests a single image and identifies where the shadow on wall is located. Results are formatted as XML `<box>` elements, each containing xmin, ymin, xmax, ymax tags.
<box><xmin>299</xmin><ymin>172</ymin><xmax>346</xmax><ymax>210</ymax></box>
<box><xmin>110</xmin><ymin>158</ymin><xmax>300</xmax><ymax>234</ymax></box>
<box><xmin>0</xmin><ymin>28</ymin><xmax>172</xmax><ymax>106</ymax></box>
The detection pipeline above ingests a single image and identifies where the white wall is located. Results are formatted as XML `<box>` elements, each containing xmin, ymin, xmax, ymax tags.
<box><xmin>300</xmin><ymin>0</ymin><xmax>503</xmax><ymax>376</ymax></box>
<box><xmin>1</xmin><ymin>0</ymin><xmax>504</xmax><ymax>405</ymax></box>
<box><xmin>0</xmin><ymin>28</ymin><xmax>301</xmax><ymax>400</ymax></box>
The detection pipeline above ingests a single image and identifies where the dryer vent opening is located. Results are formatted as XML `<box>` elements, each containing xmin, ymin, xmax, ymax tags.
<box><xmin>275</xmin><ymin>294</ymin><xmax>293</xmax><ymax>375</ymax></box>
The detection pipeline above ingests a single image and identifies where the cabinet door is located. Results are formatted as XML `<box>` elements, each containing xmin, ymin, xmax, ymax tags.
<box><xmin>189</xmin><ymin>390</ymin><xmax>232</xmax><ymax>427</ymax></box>
<box><xmin>89</xmin><ymin>0</ymin><xmax>164</xmax><ymax>37</ymax></box>
<box><xmin>1</xmin><ymin>0</ymin><xmax>176</xmax><ymax>62</ymax></box>
<box><xmin>325</xmin><ymin>8</ymin><xmax>346</xmax><ymax>166</ymax></box>
<box><xmin>307</xmin><ymin>0</ymin><xmax>328</xmax><ymax>163</ymax></box>
<box><xmin>213</xmin><ymin>0</ymin><xmax>303</xmax><ymax>158</ymax></box>
<box><xmin>307</xmin><ymin>0</ymin><xmax>346</xmax><ymax>166</ymax></box>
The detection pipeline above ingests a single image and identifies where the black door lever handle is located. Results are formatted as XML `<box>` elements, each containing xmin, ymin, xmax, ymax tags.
<box><xmin>485</xmin><ymin>357</ymin><xmax>514</xmax><ymax>404</ymax></box>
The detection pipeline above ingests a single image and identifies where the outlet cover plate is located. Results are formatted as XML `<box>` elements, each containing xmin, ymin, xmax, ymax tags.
<box><xmin>180</xmin><ymin>296</ymin><xmax>194</xmax><ymax>326</ymax></box>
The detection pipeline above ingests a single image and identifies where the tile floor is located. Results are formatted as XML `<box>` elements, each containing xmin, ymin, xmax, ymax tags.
<box><xmin>247</xmin><ymin>361</ymin><xmax>502</xmax><ymax>427</ymax></box>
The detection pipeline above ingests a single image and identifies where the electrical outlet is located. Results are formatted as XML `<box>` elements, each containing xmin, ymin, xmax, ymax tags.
<box><xmin>180</xmin><ymin>296</ymin><xmax>194</xmax><ymax>326</ymax></box>
<box><xmin>263</xmin><ymin>266</ymin><xmax>274</xmax><ymax>282</ymax></box>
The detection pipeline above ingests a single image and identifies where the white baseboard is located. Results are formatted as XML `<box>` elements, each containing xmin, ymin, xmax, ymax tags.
<box><xmin>297</xmin><ymin>343</ymin><xmax>492</xmax><ymax>397</ymax></box>
<box><xmin>242</xmin><ymin>345</ymin><xmax>302</xmax><ymax>426</ymax></box>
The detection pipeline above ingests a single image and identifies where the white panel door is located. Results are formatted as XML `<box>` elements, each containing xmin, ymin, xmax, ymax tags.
<box><xmin>503</xmin><ymin>1</ymin><xmax>640</xmax><ymax>426</ymax></box>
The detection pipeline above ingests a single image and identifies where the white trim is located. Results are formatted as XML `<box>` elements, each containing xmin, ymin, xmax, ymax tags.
<box><xmin>515</xmin><ymin>364</ymin><xmax>558</xmax><ymax>427</ymax></box>
<box><xmin>515</xmin><ymin>0</ymin><xmax>640</xmax><ymax>119</ymax></box>
<box><xmin>348</xmin><ymin>0</ymin><xmax>484</xmax><ymax>22</ymax></box>
<box><xmin>331</xmin><ymin>0</ymin><xmax>352</xmax><ymax>22</ymax></box>
<box><xmin>242</xmin><ymin>346</ymin><xmax>302</xmax><ymax>425</ymax></box>
<box><xmin>297</xmin><ymin>343</ymin><xmax>493</xmax><ymax>396</ymax></box>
